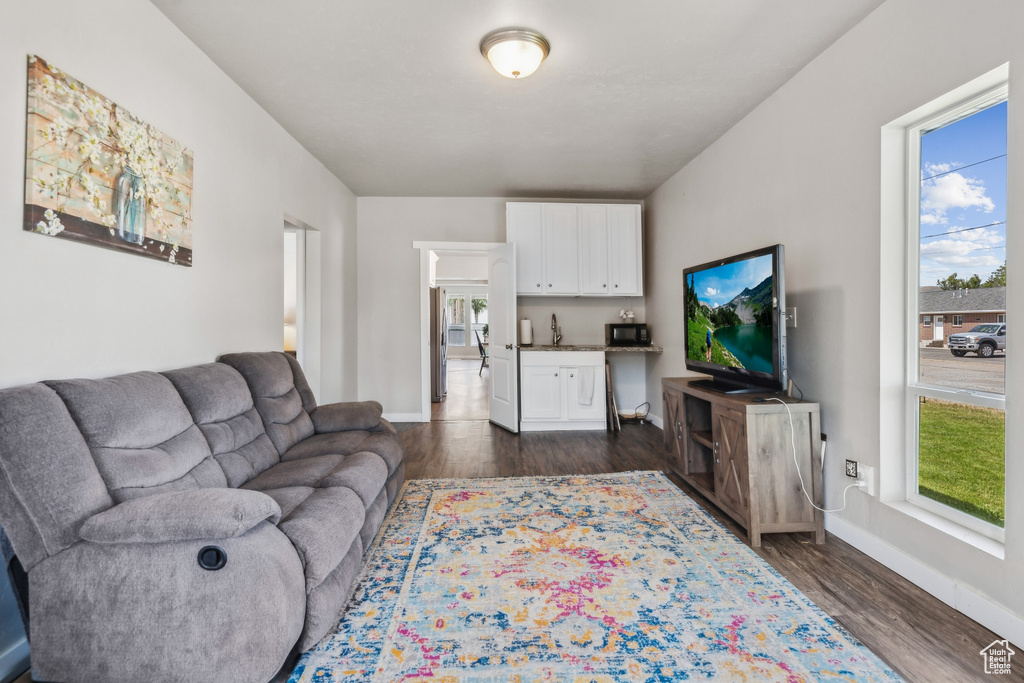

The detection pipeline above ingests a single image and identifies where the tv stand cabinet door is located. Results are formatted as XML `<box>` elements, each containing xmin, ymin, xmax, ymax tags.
<box><xmin>662</xmin><ymin>387</ymin><xmax>685</xmax><ymax>473</ymax></box>
<box><xmin>712</xmin><ymin>405</ymin><xmax>749</xmax><ymax>528</ymax></box>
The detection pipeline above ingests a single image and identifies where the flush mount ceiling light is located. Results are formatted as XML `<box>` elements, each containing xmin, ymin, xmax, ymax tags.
<box><xmin>480</xmin><ymin>28</ymin><xmax>550</xmax><ymax>79</ymax></box>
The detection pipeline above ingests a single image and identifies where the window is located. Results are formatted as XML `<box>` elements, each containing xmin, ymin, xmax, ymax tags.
<box><xmin>899</xmin><ymin>74</ymin><xmax>1007</xmax><ymax>541</ymax></box>
<box><xmin>923</xmin><ymin>315</ymin><xmax>931</xmax><ymax>327</ymax></box>
<box><xmin>998</xmin><ymin>314</ymin><xmax>1006</xmax><ymax>323</ymax></box>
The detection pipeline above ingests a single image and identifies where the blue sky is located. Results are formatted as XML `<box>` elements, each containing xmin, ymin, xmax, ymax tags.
<box><xmin>919</xmin><ymin>101</ymin><xmax>1006</xmax><ymax>286</ymax></box>
<box><xmin>689</xmin><ymin>253</ymin><xmax>772</xmax><ymax>308</ymax></box>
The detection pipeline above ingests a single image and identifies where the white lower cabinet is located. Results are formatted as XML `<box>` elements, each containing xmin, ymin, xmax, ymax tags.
<box><xmin>520</xmin><ymin>351</ymin><xmax>605</xmax><ymax>431</ymax></box>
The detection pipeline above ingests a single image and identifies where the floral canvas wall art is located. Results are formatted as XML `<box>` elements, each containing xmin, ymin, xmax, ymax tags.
<box><xmin>24</xmin><ymin>56</ymin><xmax>194</xmax><ymax>266</ymax></box>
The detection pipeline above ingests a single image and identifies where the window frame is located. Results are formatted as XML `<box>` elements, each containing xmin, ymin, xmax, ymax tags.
<box><xmin>998</xmin><ymin>314</ymin><xmax>1006</xmax><ymax>323</ymax></box>
<box><xmin>923</xmin><ymin>315</ymin><xmax>931</xmax><ymax>327</ymax></box>
<box><xmin>901</xmin><ymin>81</ymin><xmax>1007</xmax><ymax>543</ymax></box>
<box><xmin>952</xmin><ymin>315</ymin><xmax>963</xmax><ymax>327</ymax></box>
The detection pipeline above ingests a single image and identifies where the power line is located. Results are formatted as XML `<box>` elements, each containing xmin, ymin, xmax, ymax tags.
<box><xmin>921</xmin><ymin>154</ymin><xmax>1006</xmax><ymax>181</ymax></box>
<box><xmin>920</xmin><ymin>220</ymin><xmax>1006</xmax><ymax>240</ymax></box>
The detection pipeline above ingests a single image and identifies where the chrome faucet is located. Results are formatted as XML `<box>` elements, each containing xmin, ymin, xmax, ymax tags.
<box><xmin>551</xmin><ymin>314</ymin><xmax>562</xmax><ymax>346</ymax></box>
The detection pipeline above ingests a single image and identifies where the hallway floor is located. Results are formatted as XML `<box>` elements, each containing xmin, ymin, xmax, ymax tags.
<box><xmin>431</xmin><ymin>358</ymin><xmax>489</xmax><ymax>421</ymax></box>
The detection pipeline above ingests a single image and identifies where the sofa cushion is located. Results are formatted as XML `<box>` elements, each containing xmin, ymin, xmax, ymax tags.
<box><xmin>219</xmin><ymin>353</ymin><xmax>315</xmax><ymax>455</ymax></box>
<box><xmin>317</xmin><ymin>452</ymin><xmax>389</xmax><ymax>507</ymax></box>
<box><xmin>282</xmin><ymin>430</ymin><xmax>372</xmax><ymax>461</ymax></box>
<box><xmin>163</xmin><ymin>363</ymin><xmax>280</xmax><ymax>487</ymax></box>
<box><xmin>240</xmin><ymin>454</ymin><xmax>347</xmax><ymax>491</ymax></box>
<box><xmin>259</xmin><ymin>486</ymin><xmax>316</xmax><ymax>519</ymax></box>
<box><xmin>277</xmin><ymin>487</ymin><xmax>364</xmax><ymax>592</ymax></box>
<box><xmin>0</xmin><ymin>384</ymin><xmax>113</xmax><ymax>569</ymax></box>
<box><xmin>283</xmin><ymin>431</ymin><xmax>403</xmax><ymax>476</ymax></box>
<box><xmin>46</xmin><ymin>372</ymin><xmax>225</xmax><ymax>502</ymax></box>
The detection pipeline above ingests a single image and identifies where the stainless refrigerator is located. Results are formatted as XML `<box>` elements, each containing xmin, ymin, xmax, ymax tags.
<box><xmin>429</xmin><ymin>286</ymin><xmax>447</xmax><ymax>403</ymax></box>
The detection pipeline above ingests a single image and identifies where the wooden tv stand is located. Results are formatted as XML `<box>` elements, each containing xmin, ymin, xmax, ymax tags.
<box><xmin>662</xmin><ymin>377</ymin><xmax>824</xmax><ymax>547</ymax></box>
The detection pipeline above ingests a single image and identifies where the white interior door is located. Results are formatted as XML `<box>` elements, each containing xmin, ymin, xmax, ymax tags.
<box><xmin>488</xmin><ymin>243</ymin><xmax>519</xmax><ymax>432</ymax></box>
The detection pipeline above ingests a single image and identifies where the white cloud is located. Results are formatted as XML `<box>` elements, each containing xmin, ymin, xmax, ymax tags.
<box><xmin>920</xmin><ymin>171</ymin><xmax>994</xmax><ymax>225</ymax></box>
<box><xmin>704</xmin><ymin>287</ymin><xmax>718</xmax><ymax>297</ymax></box>
<box><xmin>920</xmin><ymin>227</ymin><xmax>1003</xmax><ymax>272</ymax></box>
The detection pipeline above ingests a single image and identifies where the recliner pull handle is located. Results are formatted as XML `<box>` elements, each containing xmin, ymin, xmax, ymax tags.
<box><xmin>197</xmin><ymin>546</ymin><xmax>227</xmax><ymax>571</ymax></box>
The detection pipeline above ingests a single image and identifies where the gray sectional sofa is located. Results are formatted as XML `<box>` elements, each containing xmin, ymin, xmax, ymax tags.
<box><xmin>0</xmin><ymin>351</ymin><xmax>405</xmax><ymax>683</ymax></box>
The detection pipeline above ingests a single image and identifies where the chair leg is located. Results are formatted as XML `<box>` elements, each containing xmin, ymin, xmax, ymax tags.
<box><xmin>479</xmin><ymin>357</ymin><xmax>485</xmax><ymax>376</ymax></box>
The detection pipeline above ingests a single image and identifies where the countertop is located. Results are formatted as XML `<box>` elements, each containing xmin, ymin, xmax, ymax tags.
<box><xmin>521</xmin><ymin>344</ymin><xmax>663</xmax><ymax>353</ymax></box>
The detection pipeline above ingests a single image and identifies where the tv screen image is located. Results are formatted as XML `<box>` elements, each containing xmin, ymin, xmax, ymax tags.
<box><xmin>685</xmin><ymin>254</ymin><xmax>774</xmax><ymax>371</ymax></box>
<box><xmin>683</xmin><ymin>245</ymin><xmax>786</xmax><ymax>392</ymax></box>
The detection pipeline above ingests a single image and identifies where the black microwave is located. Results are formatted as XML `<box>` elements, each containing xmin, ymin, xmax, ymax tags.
<box><xmin>606</xmin><ymin>323</ymin><xmax>650</xmax><ymax>346</ymax></box>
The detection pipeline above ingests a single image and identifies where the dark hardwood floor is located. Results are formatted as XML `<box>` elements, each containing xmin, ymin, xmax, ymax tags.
<box><xmin>395</xmin><ymin>418</ymin><xmax>1023</xmax><ymax>683</ymax></box>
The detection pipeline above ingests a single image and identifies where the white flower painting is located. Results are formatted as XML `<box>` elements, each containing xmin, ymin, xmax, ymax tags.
<box><xmin>24</xmin><ymin>55</ymin><xmax>194</xmax><ymax>266</ymax></box>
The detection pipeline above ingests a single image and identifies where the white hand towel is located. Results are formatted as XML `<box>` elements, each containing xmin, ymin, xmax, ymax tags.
<box><xmin>578</xmin><ymin>366</ymin><xmax>595</xmax><ymax>406</ymax></box>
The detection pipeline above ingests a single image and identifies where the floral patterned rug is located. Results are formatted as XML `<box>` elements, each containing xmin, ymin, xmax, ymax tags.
<box><xmin>290</xmin><ymin>471</ymin><xmax>902</xmax><ymax>682</ymax></box>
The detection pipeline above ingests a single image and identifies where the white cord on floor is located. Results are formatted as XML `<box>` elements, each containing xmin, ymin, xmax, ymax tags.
<box><xmin>765</xmin><ymin>397</ymin><xmax>856</xmax><ymax>514</ymax></box>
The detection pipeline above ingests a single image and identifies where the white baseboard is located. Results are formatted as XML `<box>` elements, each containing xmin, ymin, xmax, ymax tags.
<box><xmin>383</xmin><ymin>412</ymin><xmax>425</xmax><ymax>423</ymax></box>
<box><xmin>826</xmin><ymin>514</ymin><xmax>1024</xmax><ymax>646</ymax></box>
<box><xmin>647</xmin><ymin>413</ymin><xmax>664</xmax><ymax>430</ymax></box>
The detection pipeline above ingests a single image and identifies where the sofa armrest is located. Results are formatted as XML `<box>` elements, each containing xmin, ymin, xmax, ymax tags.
<box><xmin>310</xmin><ymin>400</ymin><xmax>383</xmax><ymax>433</ymax></box>
<box><xmin>79</xmin><ymin>489</ymin><xmax>281</xmax><ymax>544</ymax></box>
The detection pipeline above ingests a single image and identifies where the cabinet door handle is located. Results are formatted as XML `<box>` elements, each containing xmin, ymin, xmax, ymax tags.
<box><xmin>548</xmin><ymin>283</ymin><xmax>552</xmax><ymax>287</ymax></box>
<box><xmin>614</xmin><ymin>284</ymin><xmax>619</xmax><ymax>288</ymax></box>
<box><xmin>554</xmin><ymin>372</ymin><xmax>558</xmax><ymax>377</ymax></box>
<box><xmin>536</xmin><ymin>283</ymin><xmax>541</xmax><ymax>287</ymax></box>
<box><xmin>713</xmin><ymin>441</ymin><xmax>720</xmax><ymax>463</ymax></box>
<box><xmin>570</xmin><ymin>373</ymin><xmax>574</xmax><ymax>377</ymax></box>
<box><xmin>505</xmin><ymin>344</ymin><xmax>513</xmax><ymax>350</ymax></box>
<box><xmin>603</xmin><ymin>284</ymin><xmax>606</xmax><ymax>288</ymax></box>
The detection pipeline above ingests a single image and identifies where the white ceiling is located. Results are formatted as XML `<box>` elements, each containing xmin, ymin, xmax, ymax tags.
<box><xmin>151</xmin><ymin>0</ymin><xmax>883</xmax><ymax>198</ymax></box>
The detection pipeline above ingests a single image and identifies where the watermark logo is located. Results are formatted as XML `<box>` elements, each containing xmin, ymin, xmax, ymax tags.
<box><xmin>980</xmin><ymin>639</ymin><xmax>1015</xmax><ymax>675</ymax></box>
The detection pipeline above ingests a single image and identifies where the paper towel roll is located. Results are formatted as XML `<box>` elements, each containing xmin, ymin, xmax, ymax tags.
<box><xmin>519</xmin><ymin>319</ymin><xmax>533</xmax><ymax>345</ymax></box>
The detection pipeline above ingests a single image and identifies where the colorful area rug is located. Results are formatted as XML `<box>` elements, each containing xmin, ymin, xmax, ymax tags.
<box><xmin>290</xmin><ymin>471</ymin><xmax>902</xmax><ymax>682</ymax></box>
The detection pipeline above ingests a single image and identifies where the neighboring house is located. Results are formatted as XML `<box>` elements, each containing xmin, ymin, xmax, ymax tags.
<box><xmin>919</xmin><ymin>286</ymin><xmax>1006</xmax><ymax>346</ymax></box>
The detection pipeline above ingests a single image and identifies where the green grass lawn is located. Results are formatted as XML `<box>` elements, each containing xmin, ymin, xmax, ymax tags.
<box><xmin>918</xmin><ymin>398</ymin><xmax>1004</xmax><ymax>527</ymax></box>
<box><xmin>687</xmin><ymin>310</ymin><xmax>741</xmax><ymax>367</ymax></box>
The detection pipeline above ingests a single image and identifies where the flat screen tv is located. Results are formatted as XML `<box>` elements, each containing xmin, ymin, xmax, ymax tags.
<box><xmin>683</xmin><ymin>245</ymin><xmax>787</xmax><ymax>393</ymax></box>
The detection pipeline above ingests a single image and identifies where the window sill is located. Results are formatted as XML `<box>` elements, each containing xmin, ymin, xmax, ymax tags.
<box><xmin>884</xmin><ymin>500</ymin><xmax>1004</xmax><ymax>559</ymax></box>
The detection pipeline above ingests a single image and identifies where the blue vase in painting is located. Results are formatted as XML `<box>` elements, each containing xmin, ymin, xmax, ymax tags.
<box><xmin>115</xmin><ymin>166</ymin><xmax>145</xmax><ymax>245</ymax></box>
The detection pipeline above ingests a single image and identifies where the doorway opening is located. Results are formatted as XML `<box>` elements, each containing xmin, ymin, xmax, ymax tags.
<box><xmin>283</xmin><ymin>217</ymin><xmax>322</xmax><ymax>400</ymax></box>
<box><xmin>432</xmin><ymin>254</ymin><xmax>491</xmax><ymax>421</ymax></box>
<box><xmin>415</xmin><ymin>241</ymin><xmax>509</xmax><ymax>424</ymax></box>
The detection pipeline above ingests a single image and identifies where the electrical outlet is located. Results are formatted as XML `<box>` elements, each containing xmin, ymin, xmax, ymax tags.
<box><xmin>857</xmin><ymin>465</ymin><xmax>876</xmax><ymax>496</ymax></box>
<box><xmin>845</xmin><ymin>459</ymin><xmax>858</xmax><ymax>478</ymax></box>
<box><xmin>785</xmin><ymin>307</ymin><xmax>797</xmax><ymax>328</ymax></box>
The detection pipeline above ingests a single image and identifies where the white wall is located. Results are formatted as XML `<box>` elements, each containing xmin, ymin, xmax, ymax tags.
<box><xmin>436</xmin><ymin>254</ymin><xmax>488</xmax><ymax>281</ymax></box>
<box><xmin>0</xmin><ymin>0</ymin><xmax>358</xmax><ymax>402</ymax></box>
<box><xmin>643</xmin><ymin>0</ymin><xmax>1024</xmax><ymax>640</ymax></box>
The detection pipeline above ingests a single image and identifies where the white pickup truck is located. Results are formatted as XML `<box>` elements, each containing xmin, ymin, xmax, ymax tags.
<box><xmin>948</xmin><ymin>323</ymin><xmax>1006</xmax><ymax>358</ymax></box>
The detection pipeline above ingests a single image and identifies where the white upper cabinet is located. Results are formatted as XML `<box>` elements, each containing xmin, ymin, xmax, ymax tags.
<box><xmin>608</xmin><ymin>204</ymin><xmax>642</xmax><ymax>296</ymax></box>
<box><xmin>507</xmin><ymin>202</ymin><xmax>642</xmax><ymax>297</ymax></box>
<box><xmin>543</xmin><ymin>204</ymin><xmax>580</xmax><ymax>295</ymax></box>
<box><xmin>507</xmin><ymin>203</ymin><xmax>544</xmax><ymax>294</ymax></box>
<box><xmin>579</xmin><ymin>205</ymin><xmax>610</xmax><ymax>295</ymax></box>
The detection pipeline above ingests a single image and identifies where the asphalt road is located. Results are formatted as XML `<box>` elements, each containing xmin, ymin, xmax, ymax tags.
<box><xmin>919</xmin><ymin>345</ymin><xmax>1005</xmax><ymax>394</ymax></box>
